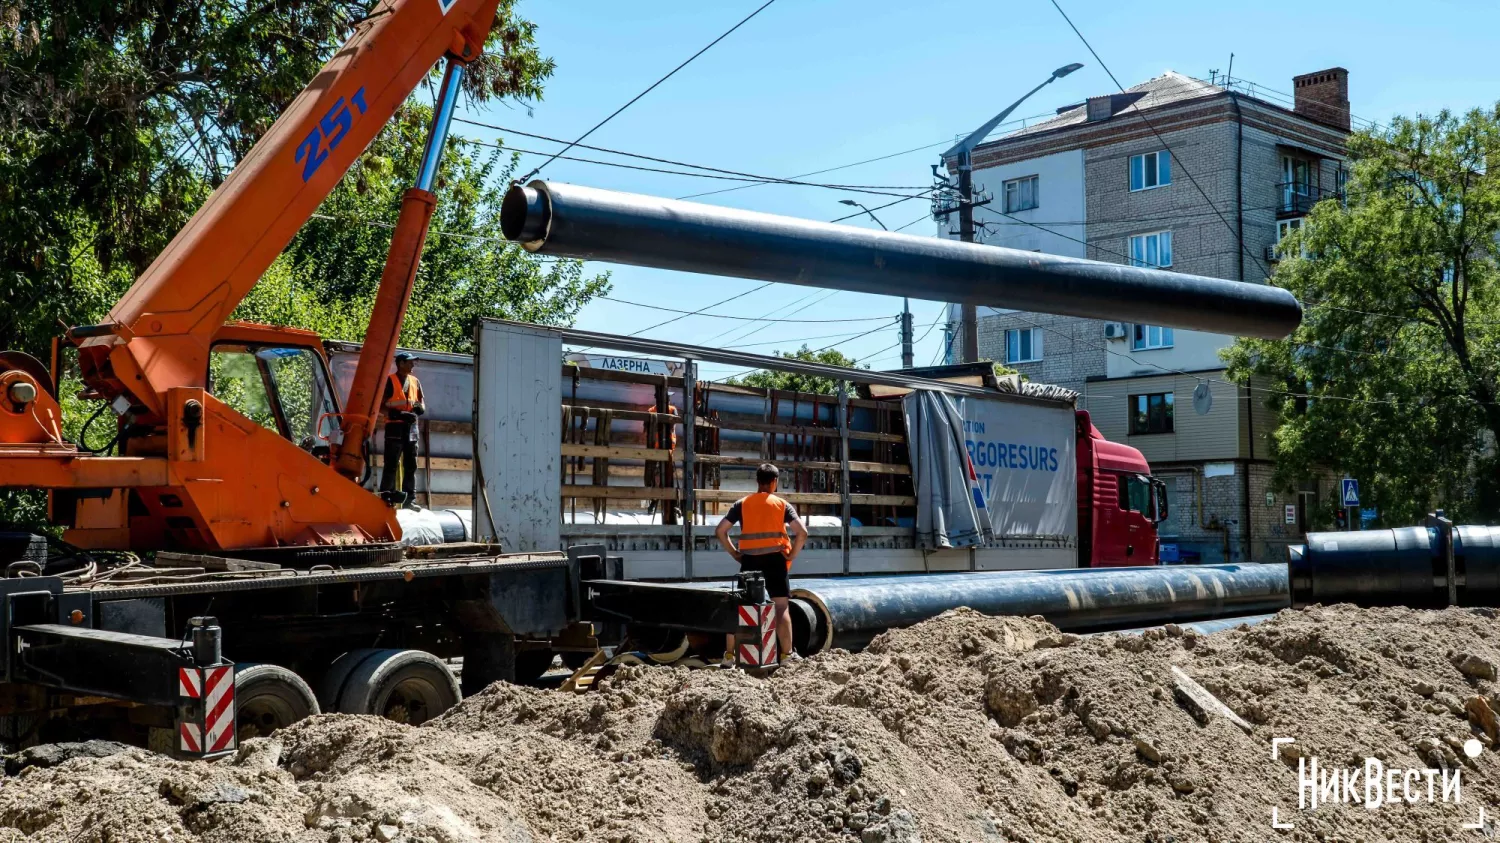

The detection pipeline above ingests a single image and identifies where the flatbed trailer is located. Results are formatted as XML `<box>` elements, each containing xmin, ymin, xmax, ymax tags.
<box><xmin>0</xmin><ymin>543</ymin><xmax>771</xmax><ymax>758</ymax></box>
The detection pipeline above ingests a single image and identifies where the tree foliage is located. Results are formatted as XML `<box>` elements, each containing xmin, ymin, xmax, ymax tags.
<box><xmin>727</xmin><ymin>346</ymin><xmax>866</xmax><ymax>396</ymax></box>
<box><xmin>1224</xmin><ymin>106</ymin><xmax>1500</xmax><ymax>525</ymax></box>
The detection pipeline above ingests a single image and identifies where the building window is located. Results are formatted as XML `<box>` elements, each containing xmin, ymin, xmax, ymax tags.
<box><xmin>1003</xmin><ymin>175</ymin><xmax>1039</xmax><ymax>213</ymax></box>
<box><xmin>1132</xmin><ymin>324</ymin><xmax>1174</xmax><ymax>350</ymax></box>
<box><xmin>1129</xmin><ymin>230</ymin><xmax>1172</xmax><ymax>268</ymax></box>
<box><xmin>1005</xmin><ymin>327</ymin><xmax>1041</xmax><ymax>363</ymax></box>
<box><xmin>1129</xmin><ymin>151</ymin><xmax>1172</xmax><ymax>191</ymax></box>
<box><xmin>1274</xmin><ymin>218</ymin><xmax>1305</xmax><ymax>258</ymax></box>
<box><xmin>1129</xmin><ymin>392</ymin><xmax>1175</xmax><ymax>435</ymax></box>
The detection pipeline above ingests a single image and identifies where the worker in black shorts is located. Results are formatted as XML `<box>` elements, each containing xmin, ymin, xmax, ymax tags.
<box><xmin>715</xmin><ymin>463</ymin><xmax>808</xmax><ymax>664</ymax></box>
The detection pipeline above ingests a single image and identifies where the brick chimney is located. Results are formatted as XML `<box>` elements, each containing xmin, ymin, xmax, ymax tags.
<box><xmin>1292</xmin><ymin>67</ymin><xmax>1350</xmax><ymax>131</ymax></box>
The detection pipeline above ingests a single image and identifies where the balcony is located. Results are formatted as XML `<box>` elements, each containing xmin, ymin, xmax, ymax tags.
<box><xmin>1276</xmin><ymin>182</ymin><xmax>1341</xmax><ymax>218</ymax></box>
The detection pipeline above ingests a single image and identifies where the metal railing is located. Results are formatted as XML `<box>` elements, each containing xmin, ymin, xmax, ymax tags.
<box><xmin>1277</xmin><ymin>182</ymin><xmax>1342</xmax><ymax>215</ymax></box>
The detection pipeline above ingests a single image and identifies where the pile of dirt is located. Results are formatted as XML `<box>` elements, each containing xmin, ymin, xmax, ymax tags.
<box><xmin>2</xmin><ymin>604</ymin><xmax>1499</xmax><ymax>842</ymax></box>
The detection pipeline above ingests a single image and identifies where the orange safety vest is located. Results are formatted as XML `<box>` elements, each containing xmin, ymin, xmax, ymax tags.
<box><xmin>737</xmin><ymin>492</ymin><xmax>793</xmax><ymax>562</ymax></box>
<box><xmin>385</xmin><ymin>372</ymin><xmax>423</xmax><ymax>416</ymax></box>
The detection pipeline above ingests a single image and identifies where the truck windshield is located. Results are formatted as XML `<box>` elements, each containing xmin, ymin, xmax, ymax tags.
<box><xmin>208</xmin><ymin>345</ymin><xmax>338</xmax><ymax>449</ymax></box>
<box><xmin>1118</xmin><ymin>473</ymin><xmax>1154</xmax><ymax>516</ymax></box>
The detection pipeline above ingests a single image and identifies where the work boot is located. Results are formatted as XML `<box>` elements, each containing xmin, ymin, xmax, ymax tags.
<box><xmin>779</xmin><ymin>651</ymin><xmax>803</xmax><ymax>665</ymax></box>
<box><xmin>720</xmin><ymin>650</ymin><xmax>737</xmax><ymax>667</ymax></box>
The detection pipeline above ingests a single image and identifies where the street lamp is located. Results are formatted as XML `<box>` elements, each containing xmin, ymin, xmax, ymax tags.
<box><xmin>838</xmin><ymin>199</ymin><xmax>889</xmax><ymax>230</ymax></box>
<box><xmin>943</xmin><ymin>61</ymin><xmax>1083</xmax><ymax>363</ymax></box>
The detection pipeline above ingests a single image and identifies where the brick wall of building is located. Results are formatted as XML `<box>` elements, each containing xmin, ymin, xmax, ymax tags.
<box><xmin>1084</xmin><ymin>120</ymin><xmax>1245</xmax><ymax>282</ymax></box>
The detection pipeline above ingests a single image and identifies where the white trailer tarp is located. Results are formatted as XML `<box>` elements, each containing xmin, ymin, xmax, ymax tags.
<box><xmin>952</xmin><ymin>395</ymin><xmax>1077</xmax><ymax>541</ymax></box>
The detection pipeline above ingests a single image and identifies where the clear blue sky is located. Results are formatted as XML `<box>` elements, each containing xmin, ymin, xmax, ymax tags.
<box><xmin>457</xmin><ymin>0</ymin><xmax>1500</xmax><ymax>380</ymax></box>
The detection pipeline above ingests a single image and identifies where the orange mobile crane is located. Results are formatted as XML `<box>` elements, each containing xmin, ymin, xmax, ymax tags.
<box><xmin>0</xmin><ymin>0</ymin><xmax>503</xmax><ymax>555</ymax></box>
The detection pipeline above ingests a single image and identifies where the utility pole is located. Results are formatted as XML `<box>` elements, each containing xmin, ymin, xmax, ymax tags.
<box><xmin>933</xmin><ymin>62</ymin><xmax>1084</xmax><ymax>363</ymax></box>
<box><xmin>956</xmin><ymin>158</ymin><xmax>979</xmax><ymax>363</ymax></box>
<box><xmin>900</xmin><ymin>298</ymin><xmax>914</xmax><ymax>368</ymax></box>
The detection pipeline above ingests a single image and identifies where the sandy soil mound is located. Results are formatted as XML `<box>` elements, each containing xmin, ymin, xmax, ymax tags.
<box><xmin>2</xmin><ymin>605</ymin><xmax>1498</xmax><ymax>842</ymax></box>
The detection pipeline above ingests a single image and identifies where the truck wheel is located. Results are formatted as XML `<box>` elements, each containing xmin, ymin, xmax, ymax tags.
<box><xmin>327</xmin><ymin>649</ymin><xmax>459</xmax><ymax>726</ymax></box>
<box><xmin>236</xmin><ymin>664</ymin><xmax>320</xmax><ymax>740</ymax></box>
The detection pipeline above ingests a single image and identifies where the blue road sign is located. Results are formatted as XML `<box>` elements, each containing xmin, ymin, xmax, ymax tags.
<box><xmin>1341</xmin><ymin>478</ymin><xmax>1360</xmax><ymax>508</ymax></box>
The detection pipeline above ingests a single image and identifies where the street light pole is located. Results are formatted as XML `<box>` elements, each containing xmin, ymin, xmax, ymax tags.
<box><xmin>840</xmin><ymin>200</ymin><xmax>913</xmax><ymax>368</ymax></box>
<box><xmin>939</xmin><ymin>62</ymin><xmax>1083</xmax><ymax>363</ymax></box>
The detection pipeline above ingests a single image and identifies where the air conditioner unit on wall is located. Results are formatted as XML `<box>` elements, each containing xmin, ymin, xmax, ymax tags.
<box><xmin>1103</xmin><ymin>322</ymin><xmax>1127</xmax><ymax>340</ymax></box>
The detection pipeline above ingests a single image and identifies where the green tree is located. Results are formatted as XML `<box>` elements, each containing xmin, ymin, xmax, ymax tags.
<box><xmin>1224</xmin><ymin>106</ymin><xmax>1500</xmax><ymax>525</ymax></box>
<box><xmin>727</xmin><ymin>346</ymin><xmax>866</xmax><ymax>395</ymax></box>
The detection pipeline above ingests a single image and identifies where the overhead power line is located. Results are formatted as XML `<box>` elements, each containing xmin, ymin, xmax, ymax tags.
<box><xmin>459</xmin><ymin>119</ymin><xmax>928</xmax><ymax>192</ymax></box>
<box><xmin>598</xmin><ymin>295</ymin><xmax>893</xmax><ymax>323</ymax></box>
<box><xmin>518</xmin><ymin>0</ymin><xmax>779</xmax><ymax>183</ymax></box>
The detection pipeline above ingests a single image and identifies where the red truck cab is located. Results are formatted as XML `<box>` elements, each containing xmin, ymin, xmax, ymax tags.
<box><xmin>1075</xmin><ymin>410</ymin><xmax>1168</xmax><ymax>566</ymax></box>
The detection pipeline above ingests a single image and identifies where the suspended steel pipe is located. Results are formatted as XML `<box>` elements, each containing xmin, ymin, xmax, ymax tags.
<box><xmin>501</xmin><ymin>181</ymin><xmax>1303</xmax><ymax>339</ymax></box>
<box><xmin>787</xmin><ymin>564</ymin><xmax>1290</xmax><ymax>655</ymax></box>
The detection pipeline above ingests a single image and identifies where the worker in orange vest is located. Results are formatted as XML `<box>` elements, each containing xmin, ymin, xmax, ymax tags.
<box><xmin>379</xmin><ymin>351</ymin><xmax>426</xmax><ymax>508</ymax></box>
<box><xmin>715</xmin><ymin>463</ymin><xmax>808</xmax><ymax>664</ymax></box>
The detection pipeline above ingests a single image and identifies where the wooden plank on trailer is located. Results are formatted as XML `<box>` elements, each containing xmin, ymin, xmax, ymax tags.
<box><xmin>562</xmin><ymin>443</ymin><xmax>676</xmax><ymax>461</ymax></box>
<box><xmin>562</xmin><ymin>485</ymin><xmax>681</xmax><ymax>501</ymax></box>
<box><xmin>372</xmin><ymin>455</ymin><xmax>473</xmax><ymax>472</ymax></box>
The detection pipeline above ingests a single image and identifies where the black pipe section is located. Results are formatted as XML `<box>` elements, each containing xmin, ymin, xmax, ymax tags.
<box><xmin>787</xmin><ymin>564</ymin><xmax>1290</xmax><ymax>654</ymax></box>
<box><xmin>501</xmin><ymin>181</ymin><xmax>1303</xmax><ymax>340</ymax></box>
<box><xmin>1288</xmin><ymin>524</ymin><xmax>1500</xmax><ymax>608</ymax></box>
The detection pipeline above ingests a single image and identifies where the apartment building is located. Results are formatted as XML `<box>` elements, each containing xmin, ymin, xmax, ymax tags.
<box><xmin>940</xmin><ymin>68</ymin><xmax>1351</xmax><ymax>563</ymax></box>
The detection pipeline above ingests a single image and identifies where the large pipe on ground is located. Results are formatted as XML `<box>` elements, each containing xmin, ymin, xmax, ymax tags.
<box><xmin>787</xmin><ymin>564</ymin><xmax>1290</xmax><ymax>655</ymax></box>
<box><xmin>1289</xmin><ymin>524</ymin><xmax>1500</xmax><ymax>608</ymax></box>
<box><xmin>501</xmin><ymin>181</ymin><xmax>1302</xmax><ymax>339</ymax></box>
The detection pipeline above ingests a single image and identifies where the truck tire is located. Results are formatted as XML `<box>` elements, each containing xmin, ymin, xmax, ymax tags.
<box><xmin>236</xmin><ymin>664</ymin><xmax>320</xmax><ymax>740</ymax></box>
<box><xmin>325</xmin><ymin>649</ymin><xmax>459</xmax><ymax>726</ymax></box>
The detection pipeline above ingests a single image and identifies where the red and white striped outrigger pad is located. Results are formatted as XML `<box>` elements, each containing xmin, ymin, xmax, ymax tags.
<box><xmin>735</xmin><ymin>603</ymin><xmax>777</xmax><ymax>667</ymax></box>
<box><xmin>179</xmin><ymin>664</ymin><xmax>235</xmax><ymax>755</ymax></box>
